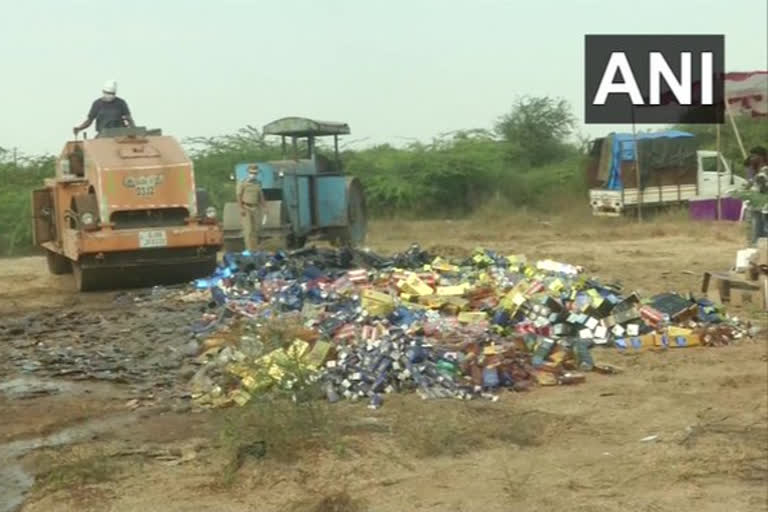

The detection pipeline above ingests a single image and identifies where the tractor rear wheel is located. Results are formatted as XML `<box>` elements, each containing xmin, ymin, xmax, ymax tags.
<box><xmin>46</xmin><ymin>250</ymin><xmax>72</xmax><ymax>275</ymax></box>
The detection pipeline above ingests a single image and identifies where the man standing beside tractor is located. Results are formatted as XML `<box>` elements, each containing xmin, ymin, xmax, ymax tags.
<box><xmin>237</xmin><ymin>164</ymin><xmax>267</xmax><ymax>251</ymax></box>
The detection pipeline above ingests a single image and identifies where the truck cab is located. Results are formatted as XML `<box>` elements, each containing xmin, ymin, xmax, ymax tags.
<box><xmin>696</xmin><ymin>150</ymin><xmax>748</xmax><ymax>198</ymax></box>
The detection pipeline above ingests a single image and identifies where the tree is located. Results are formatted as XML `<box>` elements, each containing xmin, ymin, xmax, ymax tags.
<box><xmin>494</xmin><ymin>96</ymin><xmax>576</xmax><ymax>166</ymax></box>
<box><xmin>674</xmin><ymin>116</ymin><xmax>768</xmax><ymax>167</ymax></box>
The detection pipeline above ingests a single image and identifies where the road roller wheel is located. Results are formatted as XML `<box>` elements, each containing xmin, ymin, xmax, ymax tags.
<box><xmin>72</xmin><ymin>263</ymin><xmax>98</xmax><ymax>292</ymax></box>
<box><xmin>46</xmin><ymin>250</ymin><xmax>72</xmax><ymax>275</ymax></box>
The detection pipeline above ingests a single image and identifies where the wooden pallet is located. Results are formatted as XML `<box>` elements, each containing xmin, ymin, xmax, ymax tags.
<box><xmin>702</xmin><ymin>271</ymin><xmax>767</xmax><ymax>310</ymax></box>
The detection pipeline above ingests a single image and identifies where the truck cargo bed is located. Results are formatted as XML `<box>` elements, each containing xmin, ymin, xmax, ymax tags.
<box><xmin>590</xmin><ymin>185</ymin><xmax>698</xmax><ymax>216</ymax></box>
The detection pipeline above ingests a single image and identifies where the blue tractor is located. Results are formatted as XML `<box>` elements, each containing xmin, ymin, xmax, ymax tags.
<box><xmin>222</xmin><ymin>117</ymin><xmax>367</xmax><ymax>251</ymax></box>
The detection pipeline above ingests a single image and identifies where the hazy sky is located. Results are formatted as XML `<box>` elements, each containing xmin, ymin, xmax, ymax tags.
<box><xmin>1</xmin><ymin>0</ymin><xmax>765</xmax><ymax>155</ymax></box>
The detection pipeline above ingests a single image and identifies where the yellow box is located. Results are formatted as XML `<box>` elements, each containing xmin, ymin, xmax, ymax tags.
<box><xmin>431</xmin><ymin>257</ymin><xmax>460</xmax><ymax>273</ymax></box>
<box><xmin>362</xmin><ymin>289</ymin><xmax>395</xmax><ymax>316</ymax></box>
<box><xmin>436</xmin><ymin>284</ymin><xmax>468</xmax><ymax>296</ymax></box>
<box><xmin>656</xmin><ymin>333</ymin><xmax>701</xmax><ymax>348</ymax></box>
<box><xmin>458</xmin><ymin>311</ymin><xmax>488</xmax><ymax>324</ymax></box>
<box><xmin>305</xmin><ymin>340</ymin><xmax>331</xmax><ymax>369</ymax></box>
<box><xmin>418</xmin><ymin>295</ymin><xmax>446</xmax><ymax>308</ymax></box>
<box><xmin>287</xmin><ymin>338</ymin><xmax>310</xmax><ymax>359</ymax></box>
<box><xmin>442</xmin><ymin>296</ymin><xmax>469</xmax><ymax>313</ymax></box>
<box><xmin>615</xmin><ymin>334</ymin><xmax>657</xmax><ymax>351</ymax></box>
<box><xmin>231</xmin><ymin>389</ymin><xmax>252</xmax><ymax>407</ymax></box>
<box><xmin>500</xmin><ymin>290</ymin><xmax>526</xmax><ymax>311</ymax></box>
<box><xmin>398</xmin><ymin>273</ymin><xmax>434</xmax><ymax>296</ymax></box>
<box><xmin>548</xmin><ymin>278</ymin><xmax>564</xmax><ymax>292</ymax></box>
<box><xmin>667</xmin><ymin>326</ymin><xmax>693</xmax><ymax>336</ymax></box>
<box><xmin>241</xmin><ymin>373</ymin><xmax>272</xmax><ymax>392</ymax></box>
<box><xmin>535</xmin><ymin>370</ymin><xmax>558</xmax><ymax>386</ymax></box>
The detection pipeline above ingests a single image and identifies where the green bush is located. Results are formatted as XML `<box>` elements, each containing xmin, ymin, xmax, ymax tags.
<box><xmin>0</xmin><ymin>151</ymin><xmax>55</xmax><ymax>255</ymax></box>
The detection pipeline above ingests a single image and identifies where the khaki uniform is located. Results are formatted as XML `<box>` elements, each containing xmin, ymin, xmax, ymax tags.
<box><xmin>237</xmin><ymin>179</ymin><xmax>264</xmax><ymax>251</ymax></box>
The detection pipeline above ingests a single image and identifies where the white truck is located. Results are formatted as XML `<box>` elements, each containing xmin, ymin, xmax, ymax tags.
<box><xmin>587</xmin><ymin>132</ymin><xmax>748</xmax><ymax>216</ymax></box>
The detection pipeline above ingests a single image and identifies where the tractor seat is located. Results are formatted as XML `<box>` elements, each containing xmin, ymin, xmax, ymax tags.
<box><xmin>315</xmin><ymin>154</ymin><xmax>336</xmax><ymax>173</ymax></box>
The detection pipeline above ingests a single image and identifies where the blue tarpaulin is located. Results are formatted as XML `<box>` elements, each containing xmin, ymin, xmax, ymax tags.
<box><xmin>606</xmin><ymin>131</ymin><xmax>694</xmax><ymax>190</ymax></box>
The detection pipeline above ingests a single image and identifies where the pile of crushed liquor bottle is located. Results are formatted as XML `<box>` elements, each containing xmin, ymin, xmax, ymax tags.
<box><xmin>187</xmin><ymin>244</ymin><xmax>755</xmax><ymax>408</ymax></box>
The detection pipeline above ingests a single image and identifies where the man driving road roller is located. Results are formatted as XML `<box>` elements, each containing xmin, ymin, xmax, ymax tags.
<box><xmin>73</xmin><ymin>80</ymin><xmax>135</xmax><ymax>136</ymax></box>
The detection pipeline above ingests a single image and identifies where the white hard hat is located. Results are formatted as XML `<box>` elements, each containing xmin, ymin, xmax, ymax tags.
<box><xmin>102</xmin><ymin>80</ymin><xmax>117</xmax><ymax>94</ymax></box>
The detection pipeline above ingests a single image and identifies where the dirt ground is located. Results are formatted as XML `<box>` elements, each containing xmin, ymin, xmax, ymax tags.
<box><xmin>1</xmin><ymin>213</ymin><xmax>766</xmax><ymax>512</ymax></box>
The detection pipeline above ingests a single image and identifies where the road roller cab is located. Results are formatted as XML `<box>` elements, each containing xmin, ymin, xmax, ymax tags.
<box><xmin>32</xmin><ymin>127</ymin><xmax>222</xmax><ymax>291</ymax></box>
<box><xmin>222</xmin><ymin>117</ymin><xmax>367</xmax><ymax>251</ymax></box>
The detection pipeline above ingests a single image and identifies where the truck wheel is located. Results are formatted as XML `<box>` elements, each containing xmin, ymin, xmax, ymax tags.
<box><xmin>46</xmin><ymin>250</ymin><xmax>72</xmax><ymax>275</ymax></box>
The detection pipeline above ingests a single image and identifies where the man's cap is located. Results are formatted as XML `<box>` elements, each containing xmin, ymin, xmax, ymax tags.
<box><xmin>102</xmin><ymin>80</ymin><xmax>117</xmax><ymax>95</ymax></box>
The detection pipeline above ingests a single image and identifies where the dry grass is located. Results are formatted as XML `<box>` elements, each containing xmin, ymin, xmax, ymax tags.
<box><xmin>369</xmin><ymin>203</ymin><xmax>745</xmax><ymax>255</ymax></box>
<box><xmin>33</xmin><ymin>449</ymin><xmax>123</xmax><ymax>492</ymax></box>
<box><xmin>390</xmin><ymin>399</ymin><xmax>574</xmax><ymax>458</ymax></box>
<box><xmin>289</xmin><ymin>490</ymin><xmax>368</xmax><ymax>512</ymax></box>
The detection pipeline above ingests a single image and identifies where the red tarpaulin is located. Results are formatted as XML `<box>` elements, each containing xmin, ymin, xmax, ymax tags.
<box><xmin>725</xmin><ymin>71</ymin><xmax>768</xmax><ymax>117</ymax></box>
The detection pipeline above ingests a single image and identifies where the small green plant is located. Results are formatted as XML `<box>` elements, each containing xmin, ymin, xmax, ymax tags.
<box><xmin>215</xmin><ymin>340</ymin><xmax>345</xmax><ymax>485</ymax></box>
<box><xmin>216</xmin><ymin>392</ymin><xmax>344</xmax><ymax>484</ymax></box>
